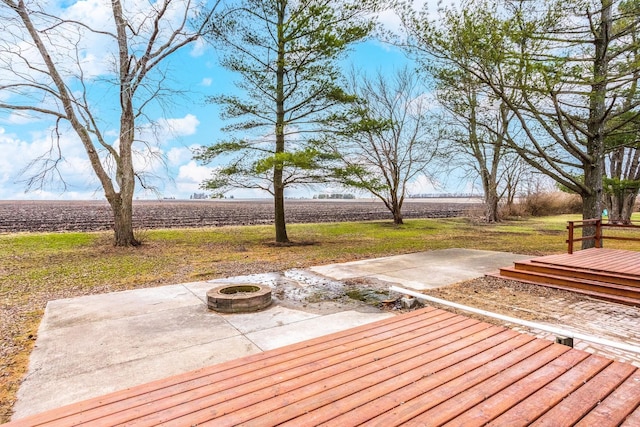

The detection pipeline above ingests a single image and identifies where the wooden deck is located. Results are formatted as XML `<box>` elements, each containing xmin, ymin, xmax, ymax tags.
<box><xmin>496</xmin><ymin>248</ymin><xmax>640</xmax><ymax>306</ymax></box>
<box><xmin>7</xmin><ymin>306</ymin><xmax>640</xmax><ymax>426</ymax></box>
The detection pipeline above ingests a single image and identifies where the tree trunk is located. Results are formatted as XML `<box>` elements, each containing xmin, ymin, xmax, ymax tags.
<box><xmin>581</xmin><ymin>186</ymin><xmax>602</xmax><ymax>249</ymax></box>
<box><xmin>480</xmin><ymin>164</ymin><xmax>500</xmax><ymax>222</ymax></box>
<box><xmin>485</xmin><ymin>188</ymin><xmax>499</xmax><ymax>223</ymax></box>
<box><xmin>621</xmin><ymin>192</ymin><xmax>637</xmax><ymax>224</ymax></box>
<box><xmin>582</xmin><ymin>159</ymin><xmax>604</xmax><ymax>248</ymax></box>
<box><xmin>107</xmin><ymin>192</ymin><xmax>140</xmax><ymax>247</ymax></box>
<box><xmin>470</xmin><ymin>91</ymin><xmax>501</xmax><ymax>223</ymax></box>
<box><xmin>111</xmin><ymin>0</ymin><xmax>140</xmax><ymax>247</ymax></box>
<box><xmin>608</xmin><ymin>190</ymin><xmax>639</xmax><ymax>224</ymax></box>
<box><xmin>273</xmin><ymin>0</ymin><xmax>289</xmax><ymax>243</ymax></box>
<box><xmin>605</xmin><ymin>147</ymin><xmax>640</xmax><ymax>224</ymax></box>
<box><xmin>273</xmin><ymin>171</ymin><xmax>288</xmax><ymax>243</ymax></box>
<box><xmin>392</xmin><ymin>205</ymin><xmax>404</xmax><ymax>225</ymax></box>
<box><xmin>581</xmin><ymin>0</ymin><xmax>611</xmax><ymax>249</ymax></box>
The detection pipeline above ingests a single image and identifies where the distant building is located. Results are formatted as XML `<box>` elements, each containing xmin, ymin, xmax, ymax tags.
<box><xmin>190</xmin><ymin>193</ymin><xmax>209</xmax><ymax>200</ymax></box>
<box><xmin>313</xmin><ymin>193</ymin><xmax>356</xmax><ymax>199</ymax></box>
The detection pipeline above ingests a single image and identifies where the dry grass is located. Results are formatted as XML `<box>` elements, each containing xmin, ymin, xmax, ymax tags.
<box><xmin>502</xmin><ymin>191</ymin><xmax>583</xmax><ymax>218</ymax></box>
<box><xmin>2</xmin><ymin>215</ymin><xmax>640</xmax><ymax>422</ymax></box>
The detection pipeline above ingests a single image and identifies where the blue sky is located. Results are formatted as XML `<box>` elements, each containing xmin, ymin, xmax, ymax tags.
<box><xmin>0</xmin><ymin>0</ymin><xmax>462</xmax><ymax>200</ymax></box>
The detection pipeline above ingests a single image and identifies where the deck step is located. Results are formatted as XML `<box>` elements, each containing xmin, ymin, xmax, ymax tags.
<box><xmin>487</xmin><ymin>273</ymin><xmax>640</xmax><ymax>307</ymax></box>
<box><xmin>495</xmin><ymin>268</ymin><xmax>640</xmax><ymax>306</ymax></box>
<box><xmin>513</xmin><ymin>260</ymin><xmax>640</xmax><ymax>288</ymax></box>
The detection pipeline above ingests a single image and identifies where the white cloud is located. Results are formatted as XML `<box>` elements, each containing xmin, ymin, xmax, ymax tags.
<box><xmin>177</xmin><ymin>160</ymin><xmax>215</xmax><ymax>183</ymax></box>
<box><xmin>190</xmin><ymin>38</ymin><xmax>209</xmax><ymax>57</ymax></box>
<box><xmin>201</xmin><ymin>77</ymin><xmax>213</xmax><ymax>87</ymax></box>
<box><xmin>227</xmin><ymin>188</ymin><xmax>272</xmax><ymax>199</ymax></box>
<box><xmin>151</xmin><ymin>114</ymin><xmax>200</xmax><ymax>144</ymax></box>
<box><xmin>167</xmin><ymin>146</ymin><xmax>197</xmax><ymax>166</ymax></box>
<box><xmin>164</xmin><ymin>114</ymin><xmax>200</xmax><ymax>136</ymax></box>
<box><xmin>166</xmin><ymin>160</ymin><xmax>215</xmax><ymax>196</ymax></box>
<box><xmin>4</xmin><ymin>112</ymin><xmax>41</xmax><ymax>125</ymax></box>
<box><xmin>378</xmin><ymin>0</ymin><xmax>462</xmax><ymax>33</ymax></box>
<box><xmin>377</xmin><ymin>9</ymin><xmax>403</xmax><ymax>32</ymax></box>
<box><xmin>60</xmin><ymin>0</ymin><xmax>113</xmax><ymax>26</ymax></box>
<box><xmin>406</xmin><ymin>174</ymin><xmax>438</xmax><ymax>195</ymax></box>
<box><xmin>5</xmin><ymin>189</ymin><xmax>103</xmax><ymax>201</ymax></box>
<box><xmin>0</xmin><ymin>125</ymin><xmax>103</xmax><ymax>199</ymax></box>
<box><xmin>78</xmin><ymin>52</ymin><xmax>115</xmax><ymax>80</ymax></box>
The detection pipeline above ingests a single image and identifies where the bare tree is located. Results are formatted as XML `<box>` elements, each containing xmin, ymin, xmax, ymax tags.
<box><xmin>329</xmin><ymin>67</ymin><xmax>440</xmax><ymax>225</ymax></box>
<box><xmin>0</xmin><ymin>0</ymin><xmax>217</xmax><ymax>246</ymax></box>
<box><xmin>435</xmin><ymin>67</ymin><xmax>513</xmax><ymax>222</ymax></box>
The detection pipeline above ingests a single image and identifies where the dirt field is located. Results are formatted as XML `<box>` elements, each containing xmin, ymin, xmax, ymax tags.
<box><xmin>0</xmin><ymin>199</ymin><xmax>481</xmax><ymax>232</ymax></box>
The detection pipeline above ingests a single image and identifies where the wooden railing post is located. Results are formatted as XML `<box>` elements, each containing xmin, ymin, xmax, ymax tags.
<box><xmin>595</xmin><ymin>218</ymin><xmax>602</xmax><ymax>248</ymax></box>
<box><xmin>567</xmin><ymin>221</ymin><xmax>574</xmax><ymax>254</ymax></box>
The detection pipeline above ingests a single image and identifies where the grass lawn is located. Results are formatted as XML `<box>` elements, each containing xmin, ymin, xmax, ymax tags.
<box><xmin>2</xmin><ymin>214</ymin><xmax>640</xmax><ymax>422</ymax></box>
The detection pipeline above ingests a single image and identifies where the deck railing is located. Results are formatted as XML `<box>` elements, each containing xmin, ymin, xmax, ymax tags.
<box><xmin>567</xmin><ymin>218</ymin><xmax>640</xmax><ymax>253</ymax></box>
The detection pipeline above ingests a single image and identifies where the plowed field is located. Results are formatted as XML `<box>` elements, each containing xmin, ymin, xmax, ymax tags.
<box><xmin>0</xmin><ymin>199</ymin><xmax>481</xmax><ymax>232</ymax></box>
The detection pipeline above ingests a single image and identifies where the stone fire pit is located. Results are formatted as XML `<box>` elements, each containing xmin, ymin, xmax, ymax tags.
<box><xmin>206</xmin><ymin>284</ymin><xmax>272</xmax><ymax>313</ymax></box>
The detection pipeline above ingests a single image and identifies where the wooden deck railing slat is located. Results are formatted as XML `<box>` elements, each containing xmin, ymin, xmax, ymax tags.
<box><xmin>530</xmin><ymin>362</ymin><xmax>638</xmax><ymax>427</ymax></box>
<box><xmin>442</xmin><ymin>349</ymin><xmax>592</xmax><ymax>426</ymax></box>
<box><xmin>566</xmin><ymin>219</ymin><xmax>640</xmax><ymax>253</ymax></box>
<box><xmin>486</xmin><ymin>354</ymin><xmax>613</xmax><ymax>426</ymax></box>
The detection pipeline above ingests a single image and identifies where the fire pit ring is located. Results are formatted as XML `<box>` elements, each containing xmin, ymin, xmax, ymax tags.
<box><xmin>206</xmin><ymin>284</ymin><xmax>272</xmax><ymax>313</ymax></box>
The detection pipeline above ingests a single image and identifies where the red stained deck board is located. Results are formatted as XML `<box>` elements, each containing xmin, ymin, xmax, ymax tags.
<box><xmin>408</xmin><ymin>344</ymin><xmax>573</xmax><ymax>426</ymax></box>
<box><xmin>10</xmin><ymin>308</ymin><xmax>446</xmax><ymax>427</ymax></box>
<box><xmin>364</xmin><ymin>338</ymin><xmax>554</xmax><ymax>426</ymax></box>
<box><xmin>7</xmin><ymin>307</ymin><xmax>640</xmax><ymax>427</ymax></box>
<box><xmin>533</xmin><ymin>248</ymin><xmax>640</xmax><ymax>277</ymax></box>
<box><xmin>531</xmin><ymin>362</ymin><xmax>638</xmax><ymax>427</ymax></box>
<box><xmin>622</xmin><ymin>406</ymin><xmax>640</xmax><ymax>426</ymax></box>
<box><xmin>501</xmin><ymin>248</ymin><xmax>640</xmax><ymax>304</ymax></box>
<box><xmin>291</xmin><ymin>327</ymin><xmax>517</xmax><ymax>427</ymax></box>
<box><xmin>487</xmin><ymin>354</ymin><xmax>614</xmax><ymax>426</ymax></box>
<box><xmin>251</xmin><ymin>328</ymin><xmax>521</xmax><ymax>427</ymax></box>
<box><xmin>575</xmin><ymin>370</ymin><xmax>640</xmax><ymax>427</ymax></box>
<box><xmin>442</xmin><ymin>349</ymin><xmax>592</xmax><ymax>426</ymax></box>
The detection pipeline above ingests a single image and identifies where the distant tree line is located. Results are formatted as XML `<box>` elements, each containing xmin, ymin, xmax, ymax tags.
<box><xmin>409</xmin><ymin>193</ymin><xmax>482</xmax><ymax>199</ymax></box>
